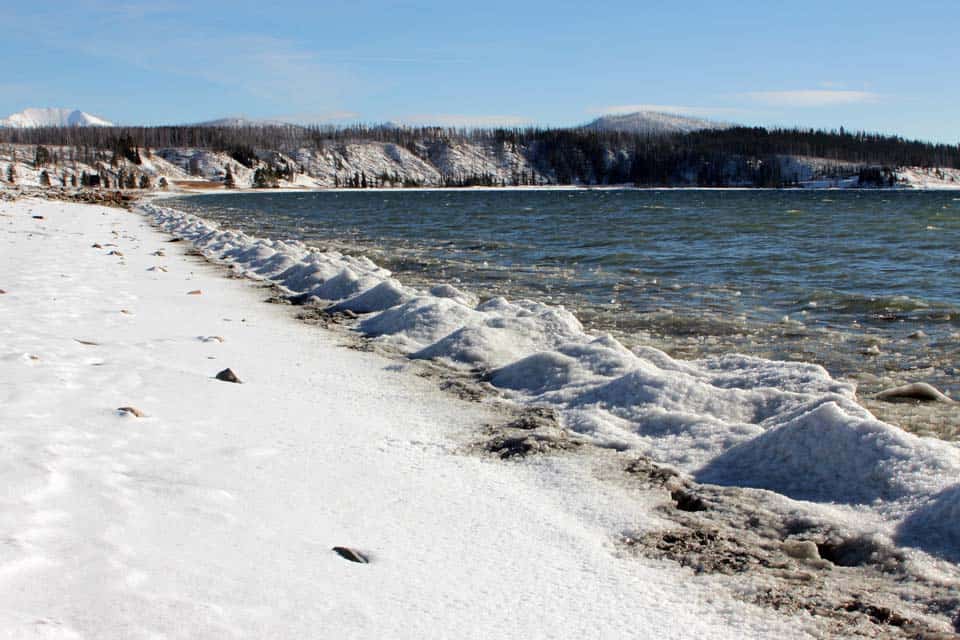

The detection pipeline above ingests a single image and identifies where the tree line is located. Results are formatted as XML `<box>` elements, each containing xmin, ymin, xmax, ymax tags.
<box><xmin>1</xmin><ymin>122</ymin><xmax>957</xmax><ymax>188</ymax></box>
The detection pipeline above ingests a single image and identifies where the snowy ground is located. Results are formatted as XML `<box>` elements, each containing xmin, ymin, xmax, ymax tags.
<box><xmin>0</xmin><ymin>198</ymin><xmax>842</xmax><ymax>638</ymax></box>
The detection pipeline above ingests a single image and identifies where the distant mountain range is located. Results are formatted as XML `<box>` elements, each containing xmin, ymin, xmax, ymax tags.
<box><xmin>0</xmin><ymin>107</ymin><xmax>114</xmax><ymax>128</ymax></box>
<box><xmin>0</xmin><ymin>106</ymin><xmax>731</xmax><ymax>135</ymax></box>
<box><xmin>583</xmin><ymin>111</ymin><xmax>732</xmax><ymax>134</ymax></box>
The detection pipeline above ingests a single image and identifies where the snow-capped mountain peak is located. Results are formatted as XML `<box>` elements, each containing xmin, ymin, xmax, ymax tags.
<box><xmin>584</xmin><ymin>110</ymin><xmax>731</xmax><ymax>134</ymax></box>
<box><xmin>194</xmin><ymin>116</ymin><xmax>295</xmax><ymax>128</ymax></box>
<box><xmin>0</xmin><ymin>107</ymin><xmax>114</xmax><ymax>128</ymax></box>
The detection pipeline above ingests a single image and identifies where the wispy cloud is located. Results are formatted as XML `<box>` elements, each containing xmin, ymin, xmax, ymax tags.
<box><xmin>744</xmin><ymin>90</ymin><xmax>880</xmax><ymax>107</ymax></box>
<box><xmin>586</xmin><ymin>104</ymin><xmax>747</xmax><ymax>118</ymax></box>
<box><xmin>395</xmin><ymin>114</ymin><xmax>533</xmax><ymax>127</ymax></box>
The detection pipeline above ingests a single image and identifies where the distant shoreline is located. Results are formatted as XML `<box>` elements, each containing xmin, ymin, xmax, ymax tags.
<box><xmin>155</xmin><ymin>183</ymin><xmax>960</xmax><ymax>198</ymax></box>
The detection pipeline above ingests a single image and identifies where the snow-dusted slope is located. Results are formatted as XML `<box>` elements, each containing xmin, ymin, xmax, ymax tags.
<box><xmin>585</xmin><ymin>111</ymin><xmax>730</xmax><ymax>134</ymax></box>
<box><xmin>0</xmin><ymin>107</ymin><xmax>113</xmax><ymax>128</ymax></box>
<box><xmin>897</xmin><ymin>166</ymin><xmax>960</xmax><ymax>189</ymax></box>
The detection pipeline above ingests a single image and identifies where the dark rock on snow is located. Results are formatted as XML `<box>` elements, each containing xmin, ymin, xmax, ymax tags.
<box><xmin>215</xmin><ymin>368</ymin><xmax>242</xmax><ymax>383</ymax></box>
<box><xmin>876</xmin><ymin>382</ymin><xmax>952</xmax><ymax>403</ymax></box>
<box><xmin>332</xmin><ymin>546</ymin><xmax>368</xmax><ymax>563</ymax></box>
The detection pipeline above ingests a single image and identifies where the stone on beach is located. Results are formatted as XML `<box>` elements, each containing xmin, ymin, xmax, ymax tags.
<box><xmin>332</xmin><ymin>546</ymin><xmax>368</xmax><ymax>563</ymax></box>
<box><xmin>782</xmin><ymin>540</ymin><xmax>822</xmax><ymax>562</ymax></box>
<box><xmin>876</xmin><ymin>382</ymin><xmax>952</xmax><ymax>403</ymax></box>
<box><xmin>215</xmin><ymin>368</ymin><xmax>242</xmax><ymax>383</ymax></box>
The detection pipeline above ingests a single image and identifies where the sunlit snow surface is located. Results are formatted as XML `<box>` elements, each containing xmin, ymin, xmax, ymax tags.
<box><xmin>0</xmin><ymin>198</ymin><xmax>831</xmax><ymax>638</ymax></box>
<box><xmin>142</xmin><ymin>202</ymin><xmax>960</xmax><ymax>563</ymax></box>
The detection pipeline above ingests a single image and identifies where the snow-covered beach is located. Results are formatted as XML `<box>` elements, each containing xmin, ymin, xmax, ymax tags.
<box><xmin>0</xmin><ymin>197</ymin><xmax>841</xmax><ymax>638</ymax></box>
<box><xmin>4</xmin><ymin>195</ymin><xmax>960</xmax><ymax>638</ymax></box>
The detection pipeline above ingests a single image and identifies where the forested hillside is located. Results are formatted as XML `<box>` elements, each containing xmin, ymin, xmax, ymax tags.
<box><xmin>1</xmin><ymin>122</ymin><xmax>958</xmax><ymax>189</ymax></box>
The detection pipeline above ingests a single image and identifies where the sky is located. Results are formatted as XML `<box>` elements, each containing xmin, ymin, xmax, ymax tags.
<box><xmin>3</xmin><ymin>0</ymin><xmax>959</xmax><ymax>142</ymax></box>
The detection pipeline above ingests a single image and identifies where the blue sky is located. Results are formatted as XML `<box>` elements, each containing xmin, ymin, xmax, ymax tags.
<box><xmin>3</xmin><ymin>0</ymin><xmax>959</xmax><ymax>142</ymax></box>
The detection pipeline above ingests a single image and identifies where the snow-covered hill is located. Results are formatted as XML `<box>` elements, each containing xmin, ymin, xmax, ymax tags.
<box><xmin>0</xmin><ymin>107</ymin><xmax>113</xmax><ymax>128</ymax></box>
<box><xmin>193</xmin><ymin>116</ymin><xmax>295</xmax><ymax>128</ymax></box>
<box><xmin>584</xmin><ymin>110</ymin><xmax>731</xmax><ymax>134</ymax></box>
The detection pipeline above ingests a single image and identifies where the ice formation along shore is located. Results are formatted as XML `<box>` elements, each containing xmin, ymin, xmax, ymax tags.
<box><xmin>141</xmin><ymin>202</ymin><xmax>960</xmax><ymax>561</ymax></box>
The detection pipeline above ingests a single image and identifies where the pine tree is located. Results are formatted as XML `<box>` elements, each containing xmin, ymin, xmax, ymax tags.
<box><xmin>252</xmin><ymin>166</ymin><xmax>278</xmax><ymax>188</ymax></box>
<box><xmin>35</xmin><ymin>146</ymin><xmax>51</xmax><ymax>167</ymax></box>
<box><xmin>6</xmin><ymin>164</ymin><xmax>15</xmax><ymax>183</ymax></box>
<box><xmin>224</xmin><ymin>165</ymin><xmax>235</xmax><ymax>188</ymax></box>
<box><xmin>39</xmin><ymin>170</ymin><xmax>50</xmax><ymax>187</ymax></box>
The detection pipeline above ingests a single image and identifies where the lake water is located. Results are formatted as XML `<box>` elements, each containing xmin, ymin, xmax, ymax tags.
<box><xmin>167</xmin><ymin>189</ymin><xmax>959</xmax><ymax>432</ymax></box>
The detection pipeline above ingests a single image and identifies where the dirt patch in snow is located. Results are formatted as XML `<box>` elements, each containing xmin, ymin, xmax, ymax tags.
<box><xmin>619</xmin><ymin>455</ymin><xmax>960</xmax><ymax>638</ymax></box>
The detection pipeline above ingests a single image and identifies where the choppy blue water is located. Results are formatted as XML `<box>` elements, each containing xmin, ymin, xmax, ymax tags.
<box><xmin>167</xmin><ymin>189</ymin><xmax>959</xmax><ymax>399</ymax></box>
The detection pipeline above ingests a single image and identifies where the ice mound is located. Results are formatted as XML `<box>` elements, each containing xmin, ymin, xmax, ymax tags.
<box><xmin>140</xmin><ymin>202</ymin><xmax>960</xmax><ymax>558</ymax></box>
<box><xmin>360</xmin><ymin>296</ymin><xmax>478</xmax><ymax>347</ymax></box>
<box><xmin>429</xmin><ymin>283</ymin><xmax>477</xmax><ymax>307</ymax></box>
<box><xmin>897</xmin><ymin>485</ymin><xmax>960</xmax><ymax>561</ymax></box>
<box><xmin>330</xmin><ymin>279</ymin><xmax>412</xmax><ymax>313</ymax></box>
<box><xmin>697</xmin><ymin>401</ymin><xmax>960</xmax><ymax>504</ymax></box>
<box><xmin>699</xmin><ymin>354</ymin><xmax>856</xmax><ymax>396</ymax></box>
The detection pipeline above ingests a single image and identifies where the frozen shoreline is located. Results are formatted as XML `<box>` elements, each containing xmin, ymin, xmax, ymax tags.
<box><xmin>138</xmin><ymin>200</ymin><xmax>960</xmax><ymax>543</ymax></box>
<box><xmin>140</xmin><ymin>195</ymin><xmax>960</xmax><ymax>633</ymax></box>
<box><xmin>0</xmin><ymin>198</ymin><xmax>834</xmax><ymax>638</ymax></box>
<box><xmin>5</xmin><ymin>196</ymin><xmax>960</xmax><ymax>637</ymax></box>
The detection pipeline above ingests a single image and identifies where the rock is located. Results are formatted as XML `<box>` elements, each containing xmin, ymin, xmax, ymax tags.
<box><xmin>862</xmin><ymin>344</ymin><xmax>881</xmax><ymax>356</ymax></box>
<box><xmin>108</xmin><ymin>250</ymin><xmax>124</xmax><ymax>257</ymax></box>
<box><xmin>0</xmin><ymin>289</ymin><xmax>6</xmax><ymax>294</ymax></box>
<box><xmin>74</xmin><ymin>338</ymin><xmax>99</xmax><ymax>346</ymax></box>
<box><xmin>285</xmin><ymin>293</ymin><xmax>317</xmax><ymax>306</ymax></box>
<box><xmin>91</xmin><ymin>243</ymin><xmax>103</xmax><ymax>248</ymax></box>
<box><xmin>908</xmin><ymin>330</ymin><xmax>927</xmax><ymax>340</ymax></box>
<box><xmin>32</xmin><ymin>215</ymin><xmax>44</xmax><ymax>219</ymax></box>
<box><xmin>151</xmin><ymin>250</ymin><xmax>165</xmax><ymax>256</ymax></box>
<box><xmin>215</xmin><ymin>368</ymin><xmax>242</xmax><ymax>383</ymax></box>
<box><xmin>187</xmin><ymin>289</ymin><xmax>202</xmax><ymax>295</ymax></box>
<box><xmin>120</xmin><ymin>309</ymin><xmax>131</xmax><ymax>315</ymax></box>
<box><xmin>117</xmin><ymin>406</ymin><xmax>145</xmax><ymax>417</ymax></box>
<box><xmin>782</xmin><ymin>540</ymin><xmax>821</xmax><ymax>562</ymax></box>
<box><xmin>200</xmin><ymin>336</ymin><xmax>225</xmax><ymax>343</ymax></box>
<box><xmin>671</xmin><ymin>487</ymin><xmax>709</xmax><ymax>512</ymax></box>
<box><xmin>876</xmin><ymin>382</ymin><xmax>952</xmax><ymax>403</ymax></box>
<box><xmin>332</xmin><ymin>547</ymin><xmax>368</xmax><ymax>563</ymax></box>
<box><xmin>501</xmin><ymin>407</ymin><xmax>558</xmax><ymax>431</ymax></box>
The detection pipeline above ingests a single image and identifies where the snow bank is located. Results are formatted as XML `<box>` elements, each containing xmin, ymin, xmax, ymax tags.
<box><xmin>139</xmin><ymin>202</ymin><xmax>960</xmax><ymax>558</ymax></box>
<box><xmin>698</xmin><ymin>401</ymin><xmax>960</xmax><ymax>504</ymax></box>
